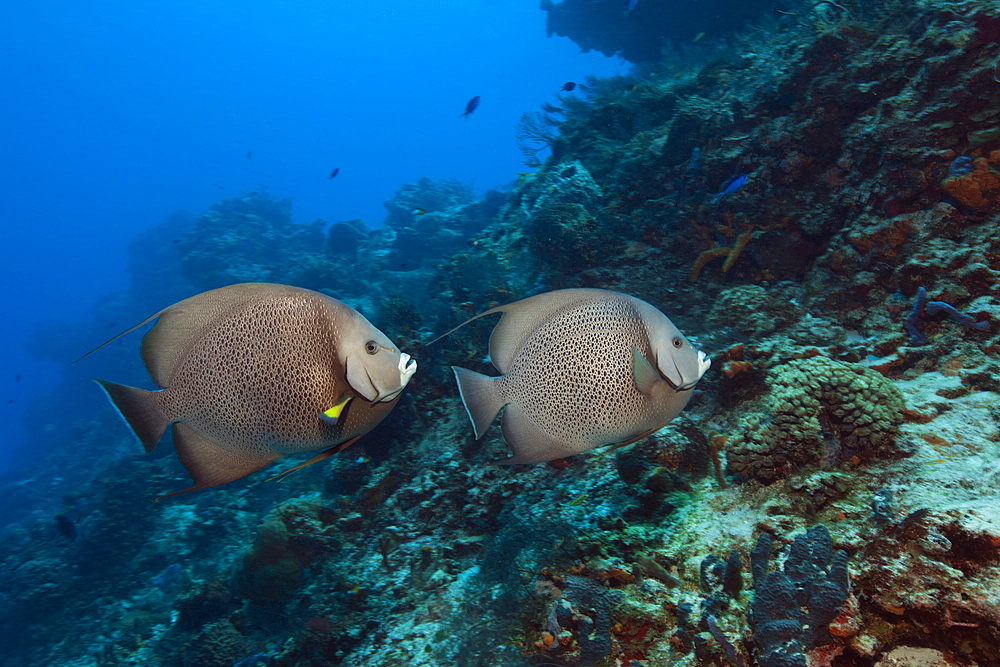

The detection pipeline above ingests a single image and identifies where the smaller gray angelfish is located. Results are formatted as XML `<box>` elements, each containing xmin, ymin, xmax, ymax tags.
<box><xmin>80</xmin><ymin>283</ymin><xmax>417</xmax><ymax>499</ymax></box>
<box><xmin>436</xmin><ymin>288</ymin><xmax>711</xmax><ymax>463</ymax></box>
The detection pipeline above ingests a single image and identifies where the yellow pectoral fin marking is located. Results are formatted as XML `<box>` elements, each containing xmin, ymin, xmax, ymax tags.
<box><xmin>319</xmin><ymin>395</ymin><xmax>353</xmax><ymax>425</ymax></box>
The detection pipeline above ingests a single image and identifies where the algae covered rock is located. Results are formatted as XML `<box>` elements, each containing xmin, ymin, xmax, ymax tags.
<box><xmin>177</xmin><ymin>191</ymin><xmax>341</xmax><ymax>292</ymax></box>
<box><xmin>727</xmin><ymin>356</ymin><xmax>905</xmax><ymax>483</ymax></box>
<box><xmin>707</xmin><ymin>284</ymin><xmax>804</xmax><ymax>338</ymax></box>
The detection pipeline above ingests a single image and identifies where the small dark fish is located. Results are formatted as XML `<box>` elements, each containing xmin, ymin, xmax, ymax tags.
<box><xmin>54</xmin><ymin>514</ymin><xmax>77</xmax><ymax>540</ymax></box>
<box><xmin>246</xmin><ymin>151</ymin><xmax>252</xmax><ymax>160</ymax></box>
<box><xmin>14</xmin><ymin>374</ymin><xmax>21</xmax><ymax>382</ymax></box>
<box><xmin>329</xmin><ymin>167</ymin><xmax>340</xmax><ymax>179</ymax></box>
<box><xmin>561</xmin><ymin>81</ymin><xmax>576</xmax><ymax>92</ymax></box>
<box><xmin>461</xmin><ymin>96</ymin><xmax>481</xmax><ymax>118</ymax></box>
<box><xmin>712</xmin><ymin>173</ymin><xmax>749</xmax><ymax>201</ymax></box>
<box><xmin>411</xmin><ymin>208</ymin><xmax>427</xmax><ymax>216</ymax></box>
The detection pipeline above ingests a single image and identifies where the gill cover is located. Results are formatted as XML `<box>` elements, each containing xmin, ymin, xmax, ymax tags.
<box><xmin>345</xmin><ymin>335</ymin><xmax>417</xmax><ymax>402</ymax></box>
<box><xmin>634</xmin><ymin>298</ymin><xmax>711</xmax><ymax>391</ymax></box>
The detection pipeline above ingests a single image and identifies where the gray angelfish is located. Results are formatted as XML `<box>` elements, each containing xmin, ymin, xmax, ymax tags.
<box><xmin>81</xmin><ymin>283</ymin><xmax>417</xmax><ymax>499</ymax></box>
<box><xmin>438</xmin><ymin>288</ymin><xmax>710</xmax><ymax>463</ymax></box>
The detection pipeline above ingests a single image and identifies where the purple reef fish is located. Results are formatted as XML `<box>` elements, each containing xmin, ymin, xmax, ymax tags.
<box><xmin>461</xmin><ymin>95</ymin><xmax>481</xmax><ymax>118</ymax></box>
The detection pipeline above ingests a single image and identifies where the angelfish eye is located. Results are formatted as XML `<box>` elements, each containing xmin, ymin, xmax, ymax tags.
<box><xmin>365</xmin><ymin>341</ymin><xmax>380</xmax><ymax>355</ymax></box>
<box><xmin>671</xmin><ymin>337</ymin><xmax>683</xmax><ymax>348</ymax></box>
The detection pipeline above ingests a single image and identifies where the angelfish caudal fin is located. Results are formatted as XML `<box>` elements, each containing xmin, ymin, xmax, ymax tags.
<box><xmin>94</xmin><ymin>379</ymin><xmax>170</xmax><ymax>454</ymax></box>
<box><xmin>452</xmin><ymin>366</ymin><xmax>505</xmax><ymax>439</ymax></box>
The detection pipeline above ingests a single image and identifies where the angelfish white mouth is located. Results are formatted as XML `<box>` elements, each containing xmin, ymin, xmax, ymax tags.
<box><xmin>376</xmin><ymin>354</ymin><xmax>417</xmax><ymax>403</ymax></box>
<box><xmin>673</xmin><ymin>350</ymin><xmax>712</xmax><ymax>392</ymax></box>
<box><xmin>398</xmin><ymin>353</ymin><xmax>417</xmax><ymax>386</ymax></box>
<box><xmin>697</xmin><ymin>350</ymin><xmax>711</xmax><ymax>376</ymax></box>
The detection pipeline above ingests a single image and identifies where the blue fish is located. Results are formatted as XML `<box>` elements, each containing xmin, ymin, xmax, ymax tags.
<box><xmin>233</xmin><ymin>653</ymin><xmax>268</xmax><ymax>667</ymax></box>
<box><xmin>626</xmin><ymin>0</ymin><xmax>639</xmax><ymax>13</ymax></box>
<box><xmin>461</xmin><ymin>96</ymin><xmax>480</xmax><ymax>118</ymax></box>
<box><xmin>712</xmin><ymin>173</ymin><xmax>749</xmax><ymax>201</ymax></box>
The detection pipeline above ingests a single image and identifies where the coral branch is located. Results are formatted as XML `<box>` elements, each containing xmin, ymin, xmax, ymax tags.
<box><xmin>722</xmin><ymin>231</ymin><xmax>753</xmax><ymax>273</ymax></box>
<box><xmin>690</xmin><ymin>247</ymin><xmax>731</xmax><ymax>281</ymax></box>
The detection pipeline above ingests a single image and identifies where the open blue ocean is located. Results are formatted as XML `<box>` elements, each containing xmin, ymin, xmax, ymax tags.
<box><xmin>1</xmin><ymin>0</ymin><xmax>622</xmax><ymax>476</ymax></box>
<box><xmin>2</xmin><ymin>0</ymin><xmax>999</xmax><ymax>665</ymax></box>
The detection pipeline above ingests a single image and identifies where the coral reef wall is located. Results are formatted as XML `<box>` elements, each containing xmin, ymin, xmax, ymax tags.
<box><xmin>542</xmin><ymin>0</ymin><xmax>775</xmax><ymax>62</ymax></box>
<box><xmin>2</xmin><ymin>1</ymin><xmax>1000</xmax><ymax>666</ymax></box>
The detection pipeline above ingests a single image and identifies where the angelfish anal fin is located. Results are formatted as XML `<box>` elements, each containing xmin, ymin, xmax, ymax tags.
<box><xmin>319</xmin><ymin>395</ymin><xmax>353</xmax><ymax>425</ymax></box>
<box><xmin>631</xmin><ymin>346</ymin><xmax>662</xmax><ymax>395</ymax></box>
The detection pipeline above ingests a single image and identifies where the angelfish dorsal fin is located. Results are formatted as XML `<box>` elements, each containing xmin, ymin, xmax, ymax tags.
<box><xmin>141</xmin><ymin>283</ymin><xmax>309</xmax><ymax>387</ymax></box>
<box><xmin>631</xmin><ymin>346</ymin><xmax>663</xmax><ymax>395</ymax></box>
<box><xmin>487</xmin><ymin>289</ymin><xmax>612</xmax><ymax>373</ymax></box>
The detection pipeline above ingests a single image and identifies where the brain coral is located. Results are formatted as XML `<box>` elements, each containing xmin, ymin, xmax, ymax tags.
<box><xmin>189</xmin><ymin>620</ymin><xmax>248</xmax><ymax>667</ymax></box>
<box><xmin>726</xmin><ymin>356</ymin><xmax>905</xmax><ymax>483</ymax></box>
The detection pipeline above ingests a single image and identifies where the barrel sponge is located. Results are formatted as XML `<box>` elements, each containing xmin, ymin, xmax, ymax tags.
<box><xmin>727</xmin><ymin>357</ymin><xmax>904</xmax><ymax>483</ymax></box>
<box><xmin>230</xmin><ymin>518</ymin><xmax>308</xmax><ymax>602</ymax></box>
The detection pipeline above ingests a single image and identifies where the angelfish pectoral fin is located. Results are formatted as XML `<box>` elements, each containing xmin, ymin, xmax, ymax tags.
<box><xmin>631</xmin><ymin>347</ymin><xmax>664</xmax><ymax>395</ymax></box>
<box><xmin>319</xmin><ymin>395</ymin><xmax>353</xmax><ymax>425</ymax></box>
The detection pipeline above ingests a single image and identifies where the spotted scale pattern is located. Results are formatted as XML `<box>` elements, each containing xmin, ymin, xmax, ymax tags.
<box><xmin>495</xmin><ymin>295</ymin><xmax>669</xmax><ymax>450</ymax></box>
<box><xmin>158</xmin><ymin>292</ymin><xmax>346</xmax><ymax>458</ymax></box>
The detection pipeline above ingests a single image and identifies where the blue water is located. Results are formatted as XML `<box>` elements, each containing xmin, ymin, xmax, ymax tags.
<box><xmin>0</xmin><ymin>0</ymin><xmax>624</xmax><ymax>479</ymax></box>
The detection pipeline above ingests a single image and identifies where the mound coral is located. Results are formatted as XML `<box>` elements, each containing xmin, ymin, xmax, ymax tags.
<box><xmin>726</xmin><ymin>356</ymin><xmax>905</xmax><ymax>483</ymax></box>
<box><xmin>188</xmin><ymin>620</ymin><xmax>249</xmax><ymax>667</ymax></box>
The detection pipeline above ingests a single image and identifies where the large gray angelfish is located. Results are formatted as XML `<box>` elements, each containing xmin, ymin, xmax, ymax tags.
<box><xmin>442</xmin><ymin>288</ymin><xmax>710</xmax><ymax>463</ymax></box>
<box><xmin>84</xmin><ymin>283</ymin><xmax>417</xmax><ymax>499</ymax></box>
